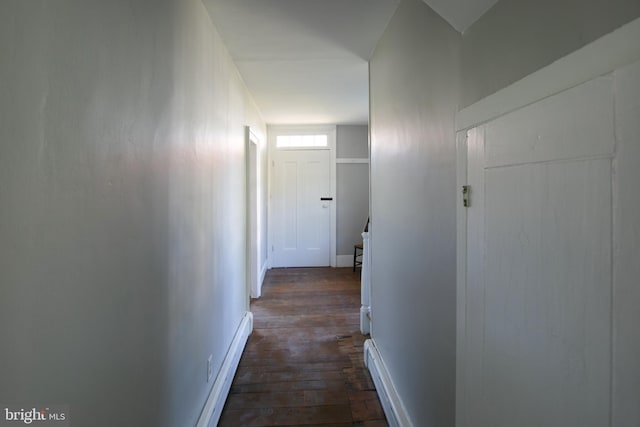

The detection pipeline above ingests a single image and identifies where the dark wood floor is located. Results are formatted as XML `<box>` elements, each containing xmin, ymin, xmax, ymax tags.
<box><xmin>219</xmin><ymin>267</ymin><xmax>388</xmax><ymax>427</ymax></box>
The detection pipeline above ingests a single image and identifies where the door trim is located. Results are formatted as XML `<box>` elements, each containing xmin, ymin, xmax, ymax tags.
<box><xmin>455</xmin><ymin>130</ymin><xmax>468</xmax><ymax>427</ymax></box>
<box><xmin>246</xmin><ymin>127</ymin><xmax>261</xmax><ymax>300</ymax></box>
<box><xmin>267</xmin><ymin>124</ymin><xmax>337</xmax><ymax>268</ymax></box>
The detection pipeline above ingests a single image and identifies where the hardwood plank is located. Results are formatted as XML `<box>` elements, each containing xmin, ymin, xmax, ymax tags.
<box><xmin>219</xmin><ymin>267</ymin><xmax>388</xmax><ymax>426</ymax></box>
<box><xmin>231</xmin><ymin>379</ymin><xmax>348</xmax><ymax>393</ymax></box>
<box><xmin>224</xmin><ymin>390</ymin><xmax>352</xmax><ymax>409</ymax></box>
<box><xmin>219</xmin><ymin>405</ymin><xmax>352</xmax><ymax>426</ymax></box>
<box><xmin>233</xmin><ymin>369</ymin><xmax>346</xmax><ymax>385</ymax></box>
<box><xmin>349</xmin><ymin>394</ymin><xmax>385</xmax><ymax>422</ymax></box>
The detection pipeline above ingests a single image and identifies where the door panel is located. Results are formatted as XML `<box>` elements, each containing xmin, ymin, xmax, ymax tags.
<box><xmin>283</xmin><ymin>161</ymin><xmax>298</xmax><ymax>250</ymax></box>
<box><xmin>272</xmin><ymin>149</ymin><xmax>331</xmax><ymax>267</ymax></box>
<box><xmin>462</xmin><ymin>78</ymin><xmax>614</xmax><ymax>427</ymax></box>
<box><xmin>484</xmin><ymin>77</ymin><xmax>614</xmax><ymax>168</ymax></box>
<box><xmin>479</xmin><ymin>160</ymin><xmax>611</xmax><ymax>426</ymax></box>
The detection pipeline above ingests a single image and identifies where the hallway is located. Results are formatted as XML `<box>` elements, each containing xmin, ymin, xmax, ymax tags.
<box><xmin>219</xmin><ymin>268</ymin><xmax>387</xmax><ymax>426</ymax></box>
<box><xmin>3</xmin><ymin>1</ymin><xmax>640</xmax><ymax>425</ymax></box>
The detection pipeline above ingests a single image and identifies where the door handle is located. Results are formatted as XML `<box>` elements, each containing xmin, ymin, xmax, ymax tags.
<box><xmin>320</xmin><ymin>197</ymin><xmax>333</xmax><ymax>201</ymax></box>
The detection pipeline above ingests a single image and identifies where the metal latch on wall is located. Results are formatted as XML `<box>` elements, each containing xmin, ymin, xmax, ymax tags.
<box><xmin>462</xmin><ymin>185</ymin><xmax>470</xmax><ymax>207</ymax></box>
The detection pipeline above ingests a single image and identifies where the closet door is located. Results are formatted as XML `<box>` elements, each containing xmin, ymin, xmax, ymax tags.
<box><xmin>461</xmin><ymin>77</ymin><xmax>614</xmax><ymax>427</ymax></box>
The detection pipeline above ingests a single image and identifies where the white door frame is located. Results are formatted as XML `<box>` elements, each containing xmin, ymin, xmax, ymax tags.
<box><xmin>267</xmin><ymin>124</ymin><xmax>337</xmax><ymax>268</ymax></box>
<box><xmin>455</xmin><ymin>129</ymin><xmax>468</xmax><ymax>427</ymax></box>
<box><xmin>246</xmin><ymin>127</ymin><xmax>261</xmax><ymax>299</ymax></box>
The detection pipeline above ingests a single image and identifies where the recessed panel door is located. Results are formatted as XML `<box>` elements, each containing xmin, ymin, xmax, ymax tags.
<box><xmin>272</xmin><ymin>149</ymin><xmax>331</xmax><ymax>267</ymax></box>
<box><xmin>461</xmin><ymin>78</ymin><xmax>614</xmax><ymax>427</ymax></box>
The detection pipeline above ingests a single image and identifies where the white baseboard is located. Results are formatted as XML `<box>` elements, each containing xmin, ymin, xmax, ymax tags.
<box><xmin>251</xmin><ymin>261</ymin><xmax>268</xmax><ymax>299</ymax></box>
<box><xmin>360</xmin><ymin>306</ymin><xmax>370</xmax><ymax>335</ymax></box>
<box><xmin>364</xmin><ymin>339</ymin><xmax>413</xmax><ymax>427</ymax></box>
<box><xmin>196</xmin><ymin>311</ymin><xmax>253</xmax><ymax>427</ymax></box>
<box><xmin>337</xmin><ymin>254</ymin><xmax>355</xmax><ymax>268</ymax></box>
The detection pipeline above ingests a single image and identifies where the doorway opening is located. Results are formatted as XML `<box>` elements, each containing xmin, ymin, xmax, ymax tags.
<box><xmin>268</xmin><ymin>125</ymin><xmax>337</xmax><ymax>268</ymax></box>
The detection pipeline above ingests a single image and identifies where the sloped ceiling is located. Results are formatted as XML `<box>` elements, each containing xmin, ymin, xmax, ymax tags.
<box><xmin>203</xmin><ymin>0</ymin><xmax>499</xmax><ymax>125</ymax></box>
<box><xmin>423</xmin><ymin>0</ymin><xmax>500</xmax><ymax>33</ymax></box>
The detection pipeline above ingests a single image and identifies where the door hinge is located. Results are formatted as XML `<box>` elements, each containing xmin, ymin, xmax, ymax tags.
<box><xmin>271</xmin><ymin>245</ymin><xmax>274</xmax><ymax>252</ymax></box>
<box><xmin>462</xmin><ymin>185</ymin><xmax>470</xmax><ymax>207</ymax></box>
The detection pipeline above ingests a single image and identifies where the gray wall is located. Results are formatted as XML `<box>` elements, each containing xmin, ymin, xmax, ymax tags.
<box><xmin>0</xmin><ymin>1</ymin><xmax>264</xmax><ymax>426</ymax></box>
<box><xmin>369</xmin><ymin>0</ymin><xmax>460</xmax><ymax>424</ymax></box>
<box><xmin>461</xmin><ymin>0</ymin><xmax>640</xmax><ymax>107</ymax></box>
<box><xmin>336</xmin><ymin>125</ymin><xmax>369</xmax><ymax>256</ymax></box>
<box><xmin>337</xmin><ymin>125</ymin><xmax>369</xmax><ymax>158</ymax></box>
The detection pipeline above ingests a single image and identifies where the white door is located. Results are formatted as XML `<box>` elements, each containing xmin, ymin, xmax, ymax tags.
<box><xmin>459</xmin><ymin>78</ymin><xmax>614</xmax><ymax>426</ymax></box>
<box><xmin>271</xmin><ymin>148</ymin><xmax>331</xmax><ymax>267</ymax></box>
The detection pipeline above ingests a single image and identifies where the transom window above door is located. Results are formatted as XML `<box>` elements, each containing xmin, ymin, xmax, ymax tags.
<box><xmin>276</xmin><ymin>134</ymin><xmax>328</xmax><ymax>148</ymax></box>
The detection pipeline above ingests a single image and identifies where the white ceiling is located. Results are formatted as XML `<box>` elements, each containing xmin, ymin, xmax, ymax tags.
<box><xmin>203</xmin><ymin>0</ymin><xmax>499</xmax><ymax>125</ymax></box>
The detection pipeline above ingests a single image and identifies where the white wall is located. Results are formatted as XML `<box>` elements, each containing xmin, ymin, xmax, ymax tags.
<box><xmin>369</xmin><ymin>1</ymin><xmax>640</xmax><ymax>426</ymax></box>
<box><xmin>369</xmin><ymin>0</ymin><xmax>460</xmax><ymax>424</ymax></box>
<box><xmin>336</xmin><ymin>125</ymin><xmax>369</xmax><ymax>257</ymax></box>
<box><xmin>0</xmin><ymin>1</ymin><xmax>264</xmax><ymax>426</ymax></box>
